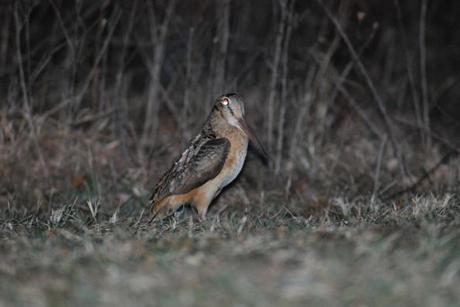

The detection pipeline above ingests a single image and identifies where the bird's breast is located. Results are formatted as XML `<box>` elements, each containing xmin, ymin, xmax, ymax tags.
<box><xmin>220</xmin><ymin>134</ymin><xmax>248</xmax><ymax>188</ymax></box>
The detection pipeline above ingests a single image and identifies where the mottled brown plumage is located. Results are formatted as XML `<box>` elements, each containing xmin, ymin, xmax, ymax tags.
<box><xmin>151</xmin><ymin>137</ymin><xmax>230</xmax><ymax>204</ymax></box>
<box><xmin>150</xmin><ymin>93</ymin><xmax>266</xmax><ymax>220</ymax></box>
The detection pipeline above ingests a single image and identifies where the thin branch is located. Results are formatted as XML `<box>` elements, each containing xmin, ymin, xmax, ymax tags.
<box><xmin>394</xmin><ymin>0</ymin><xmax>422</xmax><ymax>141</ymax></box>
<box><xmin>48</xmin><ymin>0</ymin><xmax>75</xmax><ymax>56</ymax></box>
<box><xmin>267</xmin><ymin>0</ymin><xmax>288</xmax><ymax>159</ymax></box>
<box><xmin>275</xmin><ymin>0</ymin><xmax>295</xmax><ymax>174</ymax></box>
<box><xmin>182</xmin><ymin>27</ymin><xmax>195</xmax><ymax>143</ymax></box>
<box><xmin>142</xmin><ymin>0</ymin><xmax>176</xmax><ymax>143</ymax></box>
<box><xmin>14</xmin><ymin>5</ymin><xmax>49</xmax><ymax>178</ymax></box>
<box><xmin>75</xmin><ymin>9</ymin><xmax>121</xmax><ymax>105</ymax></box>
<box><xmin>317</xmin><ymin>0</ymin><xmax>409</xmax><ymax>182</ymax></box>
<box><xmin>383</xmin><ymin>150</ymin><xmax>457</xmax><ymax>201</ymax></box>
<box><xmin>288</xmin><ymin>69</ymin><xmax>315</xmax><ymax>165</ymax></box>
<box><xmin>212</xmin><ymin>0</ymin><xmax>231</xmax><ymax>97</ymax></box>
<box><xmin>419</xmin><ymin>0</ymin><xmax>430</xmax><ymax>148</ymax></box>
<box><xmin>371</xmin><ymin>135</ymin><xmax>388</xmax><ymax>202</ymax></box>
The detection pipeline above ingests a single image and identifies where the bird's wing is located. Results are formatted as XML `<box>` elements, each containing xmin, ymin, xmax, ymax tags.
<box><xmin>150</xmin><ymin>138</ymin><xmax>230</xmax><ymax>204</ymax></box>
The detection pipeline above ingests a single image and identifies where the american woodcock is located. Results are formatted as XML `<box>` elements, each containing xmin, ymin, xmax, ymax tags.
<box><xmin>150</xmin><ymin>93</ymin><xmax>266</xmax><ymax>220</ymax></box>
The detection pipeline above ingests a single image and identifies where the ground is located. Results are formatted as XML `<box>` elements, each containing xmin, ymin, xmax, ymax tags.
<box><xmin>1</xmin><ymin>193</ymin><xmax>460</xmax><ymax>307</ymax></box>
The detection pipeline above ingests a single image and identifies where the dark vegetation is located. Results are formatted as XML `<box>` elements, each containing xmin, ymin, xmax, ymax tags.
<box><xmin>1</xmin><ymin>1</ymin><xmax>460</xmax><ymax>306</ymax></box>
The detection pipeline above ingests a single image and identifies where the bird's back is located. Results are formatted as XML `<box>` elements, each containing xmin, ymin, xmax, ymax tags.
<box><xmin>150</xmin><ymin>121</ymin><xmax>220</xmax><ymax>205</ymax></box>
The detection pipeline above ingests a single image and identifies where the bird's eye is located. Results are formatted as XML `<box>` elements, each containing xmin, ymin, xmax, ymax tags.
<box><xmin>221</xmin><ymin>98</ymin><xmax>229</xmax><ymax>106</ymax></box>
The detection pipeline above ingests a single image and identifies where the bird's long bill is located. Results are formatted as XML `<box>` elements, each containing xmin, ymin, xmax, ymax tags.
<box><xmin>238</xmin><ymin>117</ymin><xmax>268</xmax><ymax>160</ymax></box>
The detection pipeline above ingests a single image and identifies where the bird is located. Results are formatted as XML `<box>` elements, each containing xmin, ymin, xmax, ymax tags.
<box><xmin>150</xmin><ymin>93</ymin><xmax>267</xmax><ymax>220</ymax></box>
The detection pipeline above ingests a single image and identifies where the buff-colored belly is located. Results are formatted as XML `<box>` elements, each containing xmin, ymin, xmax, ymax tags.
<box><xmin>221</xmin><ymin>140</ymin><xmax>248</xmax><ymax>188</ymax></box>
<box><xmin>197</xmin><ymin>138</ymin><xmax>248</xmax><ymax>198</ymax></box>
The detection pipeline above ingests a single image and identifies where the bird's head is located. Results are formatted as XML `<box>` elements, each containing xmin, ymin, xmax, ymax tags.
<box><xmin>215</xmin><ymin>93</ymin><xmax>245</xmax><ymax>127</ymax></box>
<box><xmin>214</xmin><ymin>93</ymin><xmax>268</xmax><ymax>160</ymax></box>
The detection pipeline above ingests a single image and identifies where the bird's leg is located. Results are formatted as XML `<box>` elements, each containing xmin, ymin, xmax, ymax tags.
<box><xmin>196</xmin><ymin>205</ymin><xmax>208</xmax><ymax>221</ymax></box>
<box><xmin>194</xmin><ymin>201</ymin><xmax>209</xmax><ymax>221</ymax></box>
<box><xmin>193</xmin><ymin>192</ymin><xmax>212</xmax><ymax>221</ymax></box>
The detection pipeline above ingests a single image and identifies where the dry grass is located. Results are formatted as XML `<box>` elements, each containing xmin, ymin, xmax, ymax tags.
<box><xmin>1</xmin><ymin>190</ymin><xmax>460</xmax><ymax>307</ymax></box>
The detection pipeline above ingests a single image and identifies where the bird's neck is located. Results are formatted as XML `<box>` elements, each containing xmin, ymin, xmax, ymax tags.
<box><xmin>207</xmin><ymin>111</ymin><xmax>245</xmax><ymax>139</ymax></box>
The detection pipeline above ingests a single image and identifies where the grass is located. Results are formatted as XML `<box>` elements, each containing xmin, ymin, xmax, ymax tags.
<box><xmin>1</xmin><ymin>191</ymin><xmax>460</xmax><ymax>307</ymax></box>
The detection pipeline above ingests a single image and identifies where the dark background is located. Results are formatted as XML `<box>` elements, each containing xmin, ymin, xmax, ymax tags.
<box><xmin>1</xmin><ymin>0</ymin><xmax>460</xmax><ymax>208</ymax></box>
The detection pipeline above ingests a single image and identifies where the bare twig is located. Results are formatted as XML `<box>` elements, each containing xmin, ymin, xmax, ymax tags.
<box><xmin>48</xmin><ymin>0</ymin><xmax>75</xmax><ymax>56</ymax></box>
<box><xmin>29</xmin><ymin>43</ymin><xmax>66</xmax><ymax>86</ymax></box>
<box><xmin>75</xmin><ymin>9</ymin><xmax>121</xmax><ymax>106</ymax></box>
<box><xmin>419</xmin><ymin>0</ymin><xmax>431</xmax><ymax>149</ymax></box>
<box><xmin>288</xmin><ymin>69</ymin><xmax>315</xmax><ymax>166</ymax></box>
<box><xmin>309</xmin><ymin>22</ymin><xmax>383</xmax><ymax>139</ymax></box>
<box><xmin>372</xmin><ymin>135</ymin><xmax>388</xmax><ymax>203</ymax></box>
<box><xmin>14</xmin><ymin>5</ymin><xmax>49</xmax><ymax>178</ymax></box>
<box><xmin>113</xmin><ymin>0</ymin><xmax>138</xmax><ymax>157</ymax></box>
<box><xmin>317</xmin><ymin>0</ymin><xmax>409</xmax><ymax>182</ymax></box>
<box><xmin>211</xmin><ymin>0</ymin><xmax>231</xmax><ymax>97</ymax></box>
<box><xmin>383</xmin><ymin>150</ymin><xmax>457</xmax><ymax>201</ymax></box>
<box><xmin>267</xmin><ymin>0</ymin><xmax>288</xmax><ymax>160</ymax></box>
<box><xmin>181</xmin><ymin>27</ymin><xmax>195</xmax><ymax>144</ymax></box>
<box><xmin>275</xmin><ymin>0</ymin><xmax>295</xmax><ymax>174</ymax></box>
<box><xmin>394</xmin><ymin>0</ymin><xmax>422</xmax><ymax>141</ymax></box>
<box><xmin>142</xmin><ymin>0</ymin><xmax>176</xmax><ymax>143</ymax></box>
<box><xmin>328</xmin><ymin>20</ymin><xmax>379</xmax><ymax>107</ymax></box>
